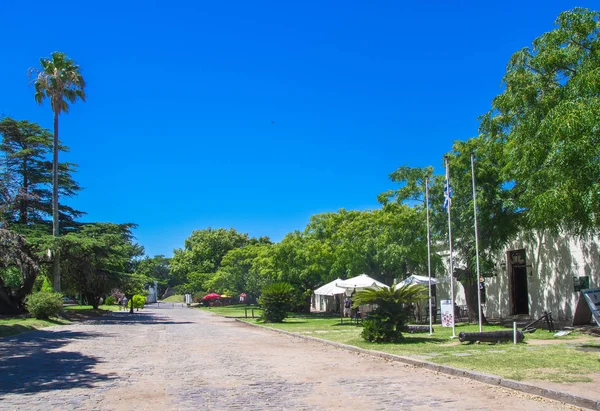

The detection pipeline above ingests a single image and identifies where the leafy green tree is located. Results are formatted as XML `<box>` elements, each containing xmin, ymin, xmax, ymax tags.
<box><xmin>30</xmin><ymin>51</ymin><xmax>86</xmax><ymax>292</ymax></box>
<box><xmin>273</xmin><ymin>231</ymin><xmax>335</xmax><ymax>311</ymax></box>
<box><xmin>272</xmin><ymin>207</ymin><xmax>437</xmax><ymax>311</ymax></box>
<box><xmin>0</xmin><ymin>117</ymin><xmax>83</xmax><ymax>229</ymax></box>
<box><xmin>207</xmin><ymin>244</ymin><xmax>276</xmax><ymax>297</ymax></box>
<box><xmin>57</xmin><ymin>223</ymin><xmax>143</xmax><ymax>309</ymax></box>
<box><xmin>480</xmin><ymin>8</ymin><xmax>600</xmax><ymax>236</ymax></box>
<box><xmin>134</xmin><ymin>255</ymin><xmax>172</xmax><ymax>297</ymax></box>
<box><xmin>121</xmin><ymin>273</ymin><xmax>148</xmax><ymax>314</ymax></box>
<box><xmin>380</xmin><ymin>138</ymin><xmax>522</xmax><ymax>322</ymax></box>
<box><xmin>170</xmin><ymin>227</ymin><xmax>250</xmax><ymax>288</ymax></box>
<box><xmin>353</xmin><ymin>284</ymin><xmax>428</xmax><ymax>342</ymax></box>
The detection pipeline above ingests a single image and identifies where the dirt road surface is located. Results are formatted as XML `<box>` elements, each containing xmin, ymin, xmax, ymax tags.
<box><xmin>0</xmin><ymin>307</ymin><xmax>580</xmax><ymax>410</ymax></box>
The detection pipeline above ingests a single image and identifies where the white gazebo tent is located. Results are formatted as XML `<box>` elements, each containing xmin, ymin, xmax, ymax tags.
<box><xmin>336</xmin><ymin>274</ymin><xmax>389</xmax><ymax>293</ymax></box>
<box><xmin>314</xmin><ymin>278</ymin><xmax>346</xmax><ymax>296</ymax></box>
<box><xmin>312</xmin><ymin>279</ymin><xmax>345</xmax><ymax>313</ymax></box>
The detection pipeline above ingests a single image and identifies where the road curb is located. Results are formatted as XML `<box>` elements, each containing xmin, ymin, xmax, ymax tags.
<box><xmin>234</xmin><ymin>319</ymin><xmax>600</xmax><ymax>410</ymax></box>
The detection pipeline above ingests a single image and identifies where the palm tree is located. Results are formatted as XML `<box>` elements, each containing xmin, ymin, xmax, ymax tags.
<box><xmin>353</xmin><ymin>283</ymin><xmax>428</xmax><ymax>341</ymax></box>
<box><xmin>30</xmin><ymin>51</ymin><xmax>86</xmax><ymax>292</ymax></box>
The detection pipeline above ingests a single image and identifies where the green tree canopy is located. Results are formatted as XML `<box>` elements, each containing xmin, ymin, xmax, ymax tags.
<box><xmin>480</xmin><ymin>8</ymin><xmax>600</xmax><ymax>235</ymax></box>
<box><xmin>57</xmin><ymin>223</ymin><xmax>144</xmax><ymax>309</ymax></box>
<box><xmin>0</xmin><ymin>117</ymin><xmax>83</xmax><ymax>229</ymax></box>
<box><xmin>134</xmin><ymin>254</ymin><xmax>172</xmax><ymax>297</ymax></box>
<box><xmin>170</xmin><ymin>227</ymin><xmax>253</xmax><ymax>291</ymax></box>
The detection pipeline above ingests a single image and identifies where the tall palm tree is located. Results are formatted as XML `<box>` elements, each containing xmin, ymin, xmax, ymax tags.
<box><xmin>30</xmin><ymin>52</ymin><xmax>86</xmax><ymax>292</ymax></box>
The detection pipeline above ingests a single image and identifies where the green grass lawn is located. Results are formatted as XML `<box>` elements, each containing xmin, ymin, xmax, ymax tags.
<box><xmin>0</xmin><ymin>316</ymin><xmax>70</xmax><ymax>338</ymax></box>
<box><xmin>0</xmin><ymin>304</ymin><xmax>118</xmax><ymax>338</ymax></box>
<box><xmin>198</xmin><ymin>304</ymin><xmax>263</xmax><ymax>318</ymax></box>
<box><xmin>161</xmin><ymin>294</ymin><xmax>184</xmax><ymax>303</ymax></box>
<box><xmin>237</xmin><ymin>315</ymin><xmax>600</xmax><ymax>383</ymax></box>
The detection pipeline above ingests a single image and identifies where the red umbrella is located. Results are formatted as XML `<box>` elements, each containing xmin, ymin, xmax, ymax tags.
<box><xmin>203</xmin><ymin>293</ymin><xmax>221</xmax><ymax>301</ymax></box>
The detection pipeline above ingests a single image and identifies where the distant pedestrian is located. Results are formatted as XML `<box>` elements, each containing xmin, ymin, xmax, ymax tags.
<box><xmin>344</xmin><ymin>298</ymin><xmax>352</xmax><ymax>317</ymax></box>
<box><xmin>121</xmin><ymin>296</ymin><xmax>128</xmax><ymax>311</ymax></box>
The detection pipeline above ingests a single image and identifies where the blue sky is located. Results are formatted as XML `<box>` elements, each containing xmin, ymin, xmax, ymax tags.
<box><xmin>1</xmin><ymin>1</ymin><xmax>596</xmax><ymax>257</ymax></box>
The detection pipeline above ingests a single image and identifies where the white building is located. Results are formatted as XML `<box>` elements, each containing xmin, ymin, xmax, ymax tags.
<box><xmin>437</xmin><ymin>232</ymin><xmax>600</xmax><ymax>321</ymax></box>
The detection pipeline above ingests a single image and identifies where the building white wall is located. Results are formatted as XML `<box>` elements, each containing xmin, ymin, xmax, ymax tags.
<box><xmin>436</xmin><ymin>232</ymin><xmax>600</xmax><ymax>321</ymax></box>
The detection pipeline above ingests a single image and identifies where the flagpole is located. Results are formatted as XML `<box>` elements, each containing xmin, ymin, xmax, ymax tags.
<box><xmin>445</xmin><ymin>156</ymin><xmax>456</xmax><ymax>338</ymax></box>
<box><xmin>425</xmin><ymin>176</ymin><xmax>433</xmax><ymax>335</ymax></box>
<box><xmin>471</xmin><ymin>152</ymin><xmax>483</xmax><ymax>332</ymax></box>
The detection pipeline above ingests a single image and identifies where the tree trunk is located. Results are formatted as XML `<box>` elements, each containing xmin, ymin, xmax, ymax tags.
<box><xmin>0</xmin><ymin>287</ymin><xmax>23</xmax><ymax>314</ymax></box>
<box><xmin>52</xmin><ymin>110</ymin><xmax>60</xmax><ymax>292</ymax></box>
<box><xmin>461</xmin><ymin>281</ymin><xmax>487</xmax><ymax>324</ymax></box>
<box><xmin>304</xmin><ymin>294</ymin><xmax>311</xmax><ymax>313</ymax></box>
<box><xmin>19</xmin><ymin>161</ymin><xmax>28</xmax><ymax>225</ymax></box>
<box><xmin>127</xmin><ymin>293</ymin><xmax>134</xmax><ymax>313</ymax></box>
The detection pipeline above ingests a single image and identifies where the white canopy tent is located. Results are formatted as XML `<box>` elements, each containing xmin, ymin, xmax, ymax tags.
<box><xmin>314</xmin><ymin>278</ymin><xmax>345</xmax><ymax>296</ymax></box>
<box><xmin>395</xmin><ymin>274</ymin><xmax>443</xmax><ymax>289</ymax></box>
<box><xmin>336</xmin><ymin>274</ymin><xmax>389</xmax><ymax>294</ymax></box>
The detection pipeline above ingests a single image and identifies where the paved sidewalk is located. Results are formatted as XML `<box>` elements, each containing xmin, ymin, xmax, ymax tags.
<box><xmin>0</xmin><ymin>307</ymin><xmax>580</xmax><ymax>410</ymax></box>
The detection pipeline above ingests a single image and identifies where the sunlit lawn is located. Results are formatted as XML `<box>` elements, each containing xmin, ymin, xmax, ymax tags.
<box><xmin>198</xmin><ymin>304</ymin><xmax>263</xmax><ymax>318</ymax></box>
<box><xmin>0</xmin><ymin>316</ymin><xmax>70</xmax><ymax>338</ymax></box>
<box><xmin>237</xmin><ymin>315</ymin><xmax>600</xmax><ymax>383</ymax></box>
<box><xmin>0</xmin><ymin>305</ymin><xmax>118</xmax><ymax>338</ymax></box>
<box><xmin>161</xmin><ymin>294</ymin><xmax>184</xmax><ymax>303</ymax></box>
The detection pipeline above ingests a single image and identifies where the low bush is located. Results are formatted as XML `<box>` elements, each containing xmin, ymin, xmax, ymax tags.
<box><xmin>26</xmin><ymin>291</ymin><xmax>63</xmax><ymax>319</ymax></box>
<box><xmin>258</xmin><ymin>282</ymin><xmax>294</xmax><ymax>323</ymax></box>
<box><xmin>361</xmin><ymin>315</ymin><xmax>398</xmax><ymax>342</ymax></box>
<box><xmin>105</xmin><ymin>296</ymin><xmax>117</xmax><ymax>305</ymax></box>
<box><xmin>129</xmin><ymin>295</ymin><xmax>147</xmax><ymax>310</ymax></box>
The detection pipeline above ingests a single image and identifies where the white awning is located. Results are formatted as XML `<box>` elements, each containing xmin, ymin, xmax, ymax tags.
<box><xmin>314</xmin><ymin>278</ymin><xmax>346</xmax><ymax>296</ymax></box>
<box><xmin>336</xmin><ymin>274</ymin><xmax>389</xmax><ymax>292</ymax></box>
<box><xmin>395</xmin><ymin>274</ymin><xmax>443</xmax><ymax>289</ymax></box>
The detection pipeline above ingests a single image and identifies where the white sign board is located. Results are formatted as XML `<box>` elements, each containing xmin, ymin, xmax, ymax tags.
<box><xmin>441</xmin><ymin>299</ymin><xmax>454</xmax><ymax>327</ymax></box>
<box><xmin>184</xmin><ymin>294</ymin><xmax>192</xmax><ymax>304</ymax></box>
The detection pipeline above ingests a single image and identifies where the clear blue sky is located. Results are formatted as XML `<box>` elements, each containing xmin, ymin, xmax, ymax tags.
<box><xmin>1</xmin><ymin>1</ymin><xmax>595</xmax><ymax>257</ymax></box>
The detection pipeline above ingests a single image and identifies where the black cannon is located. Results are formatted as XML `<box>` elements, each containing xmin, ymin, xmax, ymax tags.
<box><xmin>458</xmin><ymin>330</ymin><xmax>524</xmax><ymax>343</ymax></box>
<box><xmin>404</xmin><ymin>325</ymin><xmax>432</xmax><ymax>334</ymax></box>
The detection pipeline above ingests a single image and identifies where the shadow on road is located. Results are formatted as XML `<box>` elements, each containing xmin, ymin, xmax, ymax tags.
<box><xmin>0</xmin><ymin>329</ymin><xmax>116</xmax><ymax>396</ymax></box>
<box><xmin>88</xmin><ymin>311</ymin><xmax>193</xmax><ymax>325</ymax></box>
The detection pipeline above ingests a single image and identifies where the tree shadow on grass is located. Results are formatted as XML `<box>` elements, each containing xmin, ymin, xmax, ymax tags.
<box><xmin>0</xmin><ymin>329</ymin><xmax>116</xmax><ymax>396</ymax></box>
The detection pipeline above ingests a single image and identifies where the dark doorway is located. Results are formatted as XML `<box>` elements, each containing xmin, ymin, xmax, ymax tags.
<box><xmin>509</xmin><ymin>250</ymin><xmax>529</xmax><ymax>315</ymax></box>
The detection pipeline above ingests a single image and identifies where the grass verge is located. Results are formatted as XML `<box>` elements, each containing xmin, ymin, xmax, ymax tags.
<box><xmin>1</xmin><ymin>304</ymin><xmax>117</xmax><ymax>338</ymax></box>
<box><xmin>161</xmin><ymin>294</ymin><xmax>184</xmax><ymax>303</ymax></box>
<box><xmin>197</xmin><ymin>304</ymin><xmax>262</xmax><ymax>318</ymax></box>
<box><xmin>237</xmin><ymin>316</ymin><xmax>600</xmax><ymax>384</ymax></box>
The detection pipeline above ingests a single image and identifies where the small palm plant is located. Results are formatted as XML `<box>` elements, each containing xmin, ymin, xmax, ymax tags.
<box><xmin>258</xmin><ymin>282</ymin><xmax>295</xmax><ymax>323</ymax></box>
<box><xmin>353</xmin><ymin>283</ymin><xmax>428</xmax><ymax>342</ymax></box>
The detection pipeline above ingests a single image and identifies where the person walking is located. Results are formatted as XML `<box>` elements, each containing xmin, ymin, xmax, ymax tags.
<box><xmin>121</xmin><ymin>296</ymin><xmax>128</xmax><ymax>312</ymax></box>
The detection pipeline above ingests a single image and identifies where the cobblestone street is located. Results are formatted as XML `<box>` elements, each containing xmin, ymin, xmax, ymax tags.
<box><xmin>0</xmin><ymin>307</ymin><xmax>578</xmax><ymax>410</ymax></box>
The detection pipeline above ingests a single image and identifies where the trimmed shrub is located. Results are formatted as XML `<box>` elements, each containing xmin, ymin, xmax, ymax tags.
<box><xmin>258</xmin><ymin>282</ymin><xmax>294</xmax><ymax>323</ymax></box>
<box><xmin>26</xmin><ymin>291</ymin><xmax>63</xmax><ymax>319</ymax></box>
<box><xmin>105</xmin><ymin>296</ymin><xmax>117</xmax><ymax>305</ymax></box>
<box><xmin>129</xmin><ymin>295</ymin><xmax>147</xmax><ymax>310</ymax></box>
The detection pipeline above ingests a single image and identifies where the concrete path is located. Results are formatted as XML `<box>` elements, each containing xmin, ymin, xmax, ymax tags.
<box><xmin>0</xmin><ymin>307</ymin><xmax>578</xmax><ymax>410</ymax></box>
